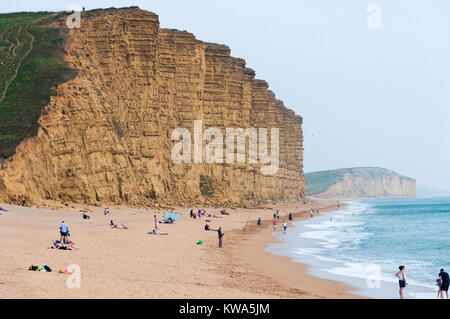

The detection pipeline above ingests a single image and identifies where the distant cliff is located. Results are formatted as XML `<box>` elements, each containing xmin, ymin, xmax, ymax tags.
<box><xmin>305</xmin><ymin>167</ymin><xmax>416</xmax><ymax>199</ymax></box>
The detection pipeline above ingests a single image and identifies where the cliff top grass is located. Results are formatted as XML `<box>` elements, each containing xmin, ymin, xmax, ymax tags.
<box><xmin>0</xmin><ymin>11</ymin><xmax>77</xmax><ymax>158</ymax></box>
<box><xmin>304</xmin><ymin>167</ymin><xmax>410</xmax><ymax>195</ymax></box>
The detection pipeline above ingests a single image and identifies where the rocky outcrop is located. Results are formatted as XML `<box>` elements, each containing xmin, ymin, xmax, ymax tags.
<box><xmin>0</xmin><ymin>8</ymin><xmax>305</xmax><ymax>208</ymax></box>
<box><xmin>305</xmin><ymin>167</ymin><xmax>416</xmax><ymax>199</ymax></box>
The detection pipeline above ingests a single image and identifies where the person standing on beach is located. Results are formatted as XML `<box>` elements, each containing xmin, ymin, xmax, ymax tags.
<box><xmin>282</xmin><ymin>221</ymin><xmax>287</xmax><ymax>233</ymax></box>
<box><xmin>154</xmin><ymin>215</ymin><xmax>159</xmax><ymax>231</ymax></box>
<box><xmin>288</xmin><ymin>212</ymin><xmax>293</xmax><ymax>221</ymax></box>
<box><xmin>272</xmin><ymin>218</ymin><xmax>277</xmax><ymax>231</ymax></box>
<box><xmin>439</xmin><ymin>268</ymin><xmax>449</xmax><ymax>299</ymax></box>
<box><xmin>59</xmin><ymin>221</ymin><xmax>69</xmax><ymax>244</ymax></box>
<box><xmin>310</xmin><ymin>208</ymin><xmax>314</xmax><ymax>218</ymax></box>
<box><xmin>217</xmin><ymin>227</ymin><xmax>224</xmax><ymax>248</ymax></box>
<box><xmin>273</xmin><ymin>212</ymin><xmax>276</xmax><ymax>219</ymax></box>
<box><xmin>22</xmin><ymin>197</ymin><xmax>26</xmax><ymax>207</ymax></box>
<box><xmin>276</xmin><ymin>211</ymin><xmax>280</xmax><ymax>219</ymax></box>
<box><xmin>257</xmin><ymin>217</ymin><xmax>261</xmax><ymax>228</ymax></box>
<box><xmin>395</xmin><ymin>265</ymin><xmax>408</xmax><ymax>299</ymax></box>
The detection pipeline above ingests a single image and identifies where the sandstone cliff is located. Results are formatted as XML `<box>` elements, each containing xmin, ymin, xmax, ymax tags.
<box><xmin>0</xmin><ymin>8</ymin><xmax>306</xmax><ymax>208</ymax></box>
<box><xmin>305</xmin><ymin>167</ymin><xmax>416</xmax><ymax>199</ymax></box>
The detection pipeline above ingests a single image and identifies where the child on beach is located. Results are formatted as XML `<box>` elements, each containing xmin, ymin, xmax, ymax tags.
<box><xmin>395</xmin><ymin>265</ymin><xmax>408</xmax><ymax>299</ymax></box>
<box><xmin>436</xmin><ymin>278</ymin><xmax>442</xmax><ymax>299</ymax></box>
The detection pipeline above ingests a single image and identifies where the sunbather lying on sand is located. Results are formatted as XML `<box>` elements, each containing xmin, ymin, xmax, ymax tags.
<box><xmin>159</xmin><ymin>217</ymin><xmax>174</xmax><ymax>224</ymax></box>
<box><xmin>204</xmin><ymin>224</ymin><xmax>217</xmax><ymax>231</ymax></box>
<box><xmin>110</xmin><ymin>220</ymin><xmax>128</xmax><ymax>229</ymax></box>
<box><xmin>49</xmin><ymin>240</ymin><xmax>78</xmax><ymax>251</ymax></box>
<box><xmin>220</xmin><ymin>209</ymin><xmax>229</xmax><ymax>215</ymax></box>
<box><xmin>148</xmin><ymin>229</ymin><xmax>168</xmax><ymax>235</ymax></box>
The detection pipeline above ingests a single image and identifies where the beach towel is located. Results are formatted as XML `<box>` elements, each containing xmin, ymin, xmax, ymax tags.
<box><xmin>164</xmin><ymin>212</ymin><xmax>180</xmax><ymax>222</ymax></box>
<box><xmin>197</xmin><ymin>240</ymin><xmax>203</xmax><ymax>245</ymax></box>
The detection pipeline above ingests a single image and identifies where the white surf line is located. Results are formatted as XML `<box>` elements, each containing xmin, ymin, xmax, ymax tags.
<box><xmin>0</xmin><ymin>27</ymin><xmax>34</xmax><ymax>104</ymax></box>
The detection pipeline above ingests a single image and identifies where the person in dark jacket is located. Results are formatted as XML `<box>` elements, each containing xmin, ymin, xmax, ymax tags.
<box><xmin>439</xmin><ymin>268</ymin><xmax>449</xmax><ymax>299</ymax></box>
<box><xmin>217</xmin><ymin>227</ymin><xmax>224</xmax><ymax>248</ymax></box>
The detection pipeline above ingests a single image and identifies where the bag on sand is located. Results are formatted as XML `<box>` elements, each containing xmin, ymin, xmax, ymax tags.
<box><xmin>29</xmin><ymin>265</ymin><xmax>39</xmax><ymax>271</ymax></box>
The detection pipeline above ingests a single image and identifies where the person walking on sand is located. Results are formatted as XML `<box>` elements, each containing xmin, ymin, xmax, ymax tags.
<box><xmin>154</xmin><ymin>214</ymin><xmax>159</xmax><ymax>230</ymax></box>
<box><xmin>272</xmin><ymin>218</ymin><xmax>277</xmax><ymax>231</ymax></box>
<box><xmin>217</xmin><ymin>227</ymin><xmax>224</xmax><ymax>248</ymax></box>
<box><xmin>273</xmin><ymin>212</ymin><xmax>276</xmax><ymax>219</ymax></box>
<box><xmin>288</xmin><ymin>212</ymin><xmax>293</xmax><ymax>221</ymax></box>
<box><xmin>310</xmin><ymin>208</ymin><xmax>314</xmax><ymax>218</ymax></box>
<box><xmin>257</xmin><ymin>217</ymin><xmax>261</xmax><ymax>228</ymax></box>
<box><xmin>282</xmin><ymin>221</ymin><xmax>287</xmax><ymax>233</ymax></box>
<box><xmin>59</xmin><ymin>221</ymin><xmax>69</xmax><ymax>244</ymax></box>
<box><xmin>395</xmin><ymin>265</ymin><xmax>408</xmax><ymax>299</ymax></box>
<box><xmin>439</xmin><ymin>268</ymin><xmax>449</xmax><ymax>299</ymax></box>
<box><xmin>276</xmin><ymin>210</ymin><xmax>280</xmax><ymax>219</ymax></box>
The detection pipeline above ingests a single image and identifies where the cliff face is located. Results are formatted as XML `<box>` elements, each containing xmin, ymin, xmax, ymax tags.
<box><xmin>0</xmin><ymin>8</ymin><xmax>306</xmax><ymax>208</ymax></box>
<box><xmin>305</xmin><ymin>168</ymin><xmax>416</xmax><ymax>199</ymax></box>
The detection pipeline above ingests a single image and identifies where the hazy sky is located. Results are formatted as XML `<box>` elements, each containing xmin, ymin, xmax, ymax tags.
<box><xmin>3</xmin><ymin>1</ymin><xmax>450</xmax><ymax>191</ymax></box>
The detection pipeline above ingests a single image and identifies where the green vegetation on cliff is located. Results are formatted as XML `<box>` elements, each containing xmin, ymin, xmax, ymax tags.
<box><xmin>0</xmin><ymin>12</ymin><xmax>77</xmax><ymax>158</ymax></box>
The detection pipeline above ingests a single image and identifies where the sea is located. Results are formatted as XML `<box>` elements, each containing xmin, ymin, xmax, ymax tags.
<box><xmin>266</xmin><ymin>196</ymin><xmax>450</xmax><ymax>299</ymax></box>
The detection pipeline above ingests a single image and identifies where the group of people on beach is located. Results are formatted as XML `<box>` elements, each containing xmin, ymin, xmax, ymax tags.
<box><xmin>192</xmin><ymin>208</ymin><xmax>225</xmax><ymax>248</ymax></box>
<box><xmin>51</xmin><ymin>220</ymin><xmax>77</xmax><ymax>250</ymax></box>
<box><xmin>310</xmin><ymin>208</ymin><xmax>320</xmax><ymax>218</ymax></box>
<box><xmin>270</xmin><ymin>210</ymin><xmax>293</xmax><ymax>233</ymax></box>
<box><xmin>395</xmin><ymin>265</ymin><xmax>449</xmax><ymax>299</ymax></box>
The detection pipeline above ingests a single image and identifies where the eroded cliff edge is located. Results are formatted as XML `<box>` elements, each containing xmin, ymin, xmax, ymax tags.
<box><xmin>0</xmin><ymin>8</ymin><xmax>306</xmax><ymax>208</ymax></box>
<box><xmin>305</xmin><ymin>167</ymin><xmax>416</xmax><ymax>199</ymax></box>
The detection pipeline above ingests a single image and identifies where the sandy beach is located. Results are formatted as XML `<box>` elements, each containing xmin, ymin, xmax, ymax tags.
<box><xmin>0</xmin><ymin>200</ymin><xmax>360</xmax><ymax>298</ymax></box>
